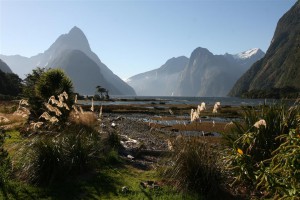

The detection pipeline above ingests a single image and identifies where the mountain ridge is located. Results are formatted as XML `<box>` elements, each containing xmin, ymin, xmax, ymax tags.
<box><xmin>229</xmin><ymin>1</ymin><xmax>300</xmax><ymax>97</ymax></box>
<box><xmin>0</xmin><ymin>26</ymin><xmax>136</xmax><ymax>96</ymax></box>
<box><xmin>127</xmin><ymin>47</ymin><xmax>264</xmax><ymax>96</ymax></box>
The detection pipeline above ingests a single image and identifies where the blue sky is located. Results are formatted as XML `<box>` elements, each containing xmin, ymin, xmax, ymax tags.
<box><xmin>0</xmin><ymin>0</ymin><xmax>297</xmax><ymax>80</ymax></box>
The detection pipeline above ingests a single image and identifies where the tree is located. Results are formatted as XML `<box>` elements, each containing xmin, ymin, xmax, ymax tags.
<box><xmin>23</xmin><ymin>68</ymin><xmax>74</xmax><ymax>120</ymax></box>
<box><xmin>0</xmin><ymin>70</ymin><xmax>22</xmax><ymax>97</ymax></box>
<box><xmin>36</xmin><ymin>69</ymin><xmax>73</xmax><ymax>100</ymax></box>
<box><xmin>96</xmin><ymin>85</ymin><xmax>108</xmax><ymax>99</ymax></box>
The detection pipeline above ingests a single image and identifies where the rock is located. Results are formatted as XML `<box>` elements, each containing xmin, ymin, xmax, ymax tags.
<box><xmin>127</xmin><ymin>154</ymin><xmax>134</xmax><ymax>160</ymax></box>
<box><xmin>121</xmin><ymin>186</ymin><xmax>130</xmax><ymax>194</ymax></box>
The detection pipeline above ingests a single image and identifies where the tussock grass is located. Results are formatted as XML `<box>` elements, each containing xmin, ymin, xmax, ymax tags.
<box><xmin>69</xmin><ymin>111</ymin><xmax>97</xmax><ymax>126</ymax></box>
<box><xmin>164</xmin><ymin>136</ymin><xmax>233</xmax><ymax>199</ymax></box>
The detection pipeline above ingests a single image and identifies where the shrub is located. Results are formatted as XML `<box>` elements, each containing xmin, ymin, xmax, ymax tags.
<box><xmin>19</xmin><ymin>123</ymin><xmax>102</xmax><ymax>185</ymax></box>
<box><xmin>0</xmin><ymin>130</ymin><xmax>12</xmax><ymax>196</ymax></box>
<box><xmin>23</xmin><ymin>68</ymin><xmax>74</xmax><ymax>120</ymax></box>
<box><xmin>164</xmin><ymin>136</ymin><xmax>228</xmax><ymax>199</ymax></box>
<box><xmin>223</xmin><ymin>101</ymin><xmax>300</xmax><ymax>198</ymax></box>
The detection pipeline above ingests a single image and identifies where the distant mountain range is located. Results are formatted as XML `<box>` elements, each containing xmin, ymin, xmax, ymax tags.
<box><xmin>127</xmin><ymin>47</ymin><xmax>264</xmax><ymax>96</ymax></box>
<box><xmin>229</xmin><ymin>1</ymin><xmax>300</xmax><ymax>97</ymax></box>
<box><xmin>0</xmin><ymin>26</ymin><xmax>136</xmax><ymax>96</ymax></box>
<box><xmin>0</xmin><ymin>59</ymin><xmax>12</xmax><ymax>73</ymax></box>
<box><xmin>126</xmin><ymin>56</ymin><xmax>189</xmax><ymax>96</ymax></box>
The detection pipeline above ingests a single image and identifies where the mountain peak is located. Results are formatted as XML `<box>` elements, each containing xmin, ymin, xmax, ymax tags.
<box><xmin>45</xmin><ymin>26</ymin><xmax>91</xmax><ymax>56</ymax></box>
<box><xmin>68</xmin><ymin>26</ymin><xmax>85</xmax><ymax>37</ymax></box>
<box><xmin>234</xmin><ymin>48</ymin><xmax>264</xmax><ymax>59</ymax></box>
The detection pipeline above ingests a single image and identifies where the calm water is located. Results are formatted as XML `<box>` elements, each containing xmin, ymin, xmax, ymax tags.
<box><xmin>79</xmin><ymin>96</ymin><xmax>279</xmax><ymax>106</ymax></box>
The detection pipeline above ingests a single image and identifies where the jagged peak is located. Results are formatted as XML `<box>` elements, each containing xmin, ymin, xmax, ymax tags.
<box><xmin>45</xmin><ymin>26</ymin><xmax>91</xmax><ymax>54</ymax></box>
<box><xmin>68</xmin><ymin>26</ymin><xmax>86</xmax><ymax>37</ymax></box>
<box><xmin>190</xmin><ymin>47</ymin><xmax>213</xmax><ymax>60</ymax></box>
<box><xmin>234</xmin><ymin>48</ymin><xmax>264</xmax><ymax>59</ymax></box>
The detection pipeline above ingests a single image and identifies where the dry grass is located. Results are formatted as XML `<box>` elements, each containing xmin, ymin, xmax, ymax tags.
<box><xmin>69</xmin><ymin>111</ymin><xmax>97</xmax><ymax>126</ymax></box>
<box><xmin>0</xmin><ymin>113</ymin><xmax>26</xmax><ymax>125</ymax></box>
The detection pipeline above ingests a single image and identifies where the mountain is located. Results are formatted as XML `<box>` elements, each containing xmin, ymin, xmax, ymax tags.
<box><xmin>174</xmin><ymin>47</ymin><xmax>243</xmax><ymax>97</ymax></box>
<box><xmin>127</xmin><ymin>47</ymin><xmax>264</xmax><ymax>97</ymax></box>
<box><xmin>174</xmin><ymin>47</ymin><xmax>264</xmax><ymax>97</ymax></box>
<box><xmin>0</xmin><ymin>26</ymin><xmax>136</xmax><ymax>96</ymax></box>
<box><xmin>224</xmin><ymin>48</ymin><xmax>265</xmax><ymax>70</ymax></box>
<box><xmin>0</xmin><ymin>59</ymin><xmax>12</xmax><ymax>73</ymax></box>
<box><xmin>229</xmin><ymin>1</ymin><xmax>300</xmax><ymax>97</ymax></box>
<box><xmin>126</xmin><ymin>56</ymin><xmax>189</xmax><ymax>96</ymax></box>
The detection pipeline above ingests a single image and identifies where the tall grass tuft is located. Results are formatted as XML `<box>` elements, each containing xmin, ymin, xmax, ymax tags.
<box><xmin>223</xmin><ymin>101</ymin><xmax>300</xmax><ymax>198</ymax></box>
<box><xmin>164</xmin><ymin>136</ymin><xmax>230</xmax><ymax>199</ymax></box>
<box><xmin>18</xmin><ymin>123</ymin><xmax>102</xmax><ymax>185</ymax></box>
<box><xmin>0</xmin><ymin>130</ymin><xmax>12</xmax><ymax>196</ymax></box>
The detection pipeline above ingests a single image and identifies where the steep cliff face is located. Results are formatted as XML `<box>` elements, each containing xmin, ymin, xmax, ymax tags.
<box><xmin>0</xmin><ymin>26</ymin><xmax>136</xmax><ymax>95</ymax></box>
<box><xmin>175</xmin><ymin>47</ymin><xmax>243</xmax><ymax>97</ymax></box>
<box><xmin>127</xmin><ymin>47</ymin><xmax>264</xmax><ymax>97</ymax></box>
<box><xmin>229</xmin><ymin>1</ymin><xmax>300</xmax><ymax>97</ymax></box>
<box><xmin>126</xmin><ymin>56</ymin><xmax>189</xmax><ymax>96</ymax></box>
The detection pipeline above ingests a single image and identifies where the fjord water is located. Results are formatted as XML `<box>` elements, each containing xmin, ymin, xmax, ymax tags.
<box><xmin>87</xmin><ymin>96</ymin><xmax>278</xmax><ymax>106</ymax></box>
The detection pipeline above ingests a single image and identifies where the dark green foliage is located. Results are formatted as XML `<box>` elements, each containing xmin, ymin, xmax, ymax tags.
<box><xmin>21</xmin><ymin>123</ymin><xmax>102</xmax><ymax>186</ymax></box>
<box><xmin>223</xmin><ymin>102</ymin><xmax>300</xmax><ymax>198</ymax></box>
<box><xmin>229</xmin><ymin>1</ymin><xmax>300</xmax><ymax>97</ymax></box>
<box><xmin>241</xmin><ymin>86</ymin><xmax>300</xmax><ymax>99</ymax></box>
<box><xmin>36</xmin><ymin>69</ymin><xmax>73</xmax><ymax>100</ymax></box>
<box><xmin>22</xmin><ymin>67</ymin><xmax>47</xmax><ymax>117</ymax></box>
<box><xmin>0</xmin><ymin>130</ymin><xmax>12</xmax><ymax>196</ymax></box>
<box><xmin>0</xmin><ymin>70</ymin><xmax>22</xmax><ymax>97</ymax></box>
<box><xmin>165</xmin><ymin>137</ymin><xmax>230</xmax><ymax>199</ymax></box>
<box><xmin>23</xmin><ymin>68</ymin><xmax>74</xmax><ymax>120</ymax></box>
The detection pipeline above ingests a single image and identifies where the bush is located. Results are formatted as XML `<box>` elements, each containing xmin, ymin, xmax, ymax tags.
<box><xmin>0</xmin><ymin>130</ymin><xmax>12</xmax><ymax>196</ymax></box>
<box><xmin>223</xmin><ymin>101</ymin><xmax>300</xmax><ymax>198</ymax></box>
<box><xmin>19</xmin><ymin>123</ymin><xmax>102</xmax><ymax>185</ymax></box>
<box><xmin>164</xmin><ymin>136</ymin><xmax>228</xmax><ymax>199</ymax></box>
<box><xmin>23</xmin><ymin>68</ymin><xmax>74</xmax><ymax>120</ymax></box>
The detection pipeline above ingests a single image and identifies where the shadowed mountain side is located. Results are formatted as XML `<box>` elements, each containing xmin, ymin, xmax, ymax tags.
<box><xmin>127</xmin><ymin>56</ymin><xmax>189</xmax><ymax>96</ymax></box>
<box><xmin>48</xmin><ymin>50</ymin><xmax>121</xmax><ymax>95</ymax></box>
<box><xmin>229</xmin><ymin>1</ymin><xmax>300</xmax><ymax>97</ymax></box>
<box><xmin>175</xmin><ymin>47</ymin><xmax>243</xmax><ymax>97</ymax></box>
<box><xmin>0</xmin><ymin>26</ymin><xmax>136</xmax><ymax>96</ymax></box>
<box><xmin>0</xmin><ymin>59</ymin><xmax>12</xmax><ymax>73</ymax></box>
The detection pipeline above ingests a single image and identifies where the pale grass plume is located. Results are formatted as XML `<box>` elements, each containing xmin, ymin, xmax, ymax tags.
<box><xmin>74</xmin><ymin>94</ymin><xmax>78</xmax><ymax>104</ymax></box>
<box><xmin>72</xmin><ymin>105</ymin><xmax>79</xmax><ymax>115</ymax></box>
<box><xmin>79</xmin><ymin>106</ymin><xmax>84</xmax><ymax>114</ymax></box>
<box><xmin>191</xmin><ymin>109</ymin><xmax>199</xmax><ymax>122</ymax></box>
<box><xmin>166</xmin><ymin>139</ymin><xmax>174</xmax><ymax>151</ymax></box>
<box><xmin>0</xmin><ymin>116</ymin><xmax>10</xmax><ymax>123</ymax></box>
<box><xmin>91</xmin><ymin>98</ymin><xmax>94</xmax><ymax>112</ymax></box>
<box><xmin>14</xmin><ymin>99</ymin><xmax>30</xmax><ymax>118</ymax></box>
<box><xmin>190</xmin><ymin>109</ymin><xmax>194</xmax><ymax>121</ymax></box>
<box><xmin>224</xmin><ymin>121</ymin><xmax>234</xmax><ymax>129</ymax></box>
<box><xmin>30</xmin><ymin>122</ymin><xmax>44</xmax><ymax>130</ymax></box>
<box><xmin>39</xmin><ymin>112</ymin><xmax>52</xmax><ymax>121</ymax></box>
<box><xmin>99</xmin><ymin>105</ymin><xmax>103</xmax><ymax>118</ymax></box>
<box><xmin>212</xmin><ymin>102</ymin><xmax>221</xmax><ymax>113</ymax></box>
<box><xmin>19</xmin><ymin>99</ymin><xmax>29</xmax><ymax>106</ymax></box>
<box><xmin>48</xmin><ymin>96</ymin><xmax>59</xmax><ymax>105</ymax></box>
<box><xmin>254</xmin><ymin>119</ymin><xmax>267</xmax><ymax>128</ymax></box>
<box><xmin>197</xmin><ymin>102</ymin><xmax>206</xmax><ymax>113</ymax></box>
<box><xmin>49</xmin><ymin>117</ymin><xmax>59</xmax><ymax>124</ymax></box>
<box><xmin>44</xmin><ymin>103</ymin><xmax>62</xmax><ymax>116</ymax></box>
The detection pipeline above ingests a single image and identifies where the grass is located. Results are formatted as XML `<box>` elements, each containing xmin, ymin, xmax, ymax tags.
<box><xmin>2</xmin><ymin>125</ymin><xmax>198</xmax><ymax>199</ymax></box>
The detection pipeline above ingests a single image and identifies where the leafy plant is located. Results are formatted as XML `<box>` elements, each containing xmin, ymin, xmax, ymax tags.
<box><xmin>23</xmin><ymin>68</ymin><xmax>74</xmax><ymax>120</ymax></box>
<box><xmin>0</xmin><ymin>130</ymin><xmax>12</xmax><ymax>196</ymax></box>
<box><xmin>19</xmin><ymin>123</ymin><xmax>102</xmax><ymax>185</ymax></box>
<box><xmin>223</xmin><ymin>101</ymin><xmax>300</xmax><ymax>198</ymax></box>
<box><xmin>164</xmin><ymin>136</ymin><xmax>229</xmax><ymax>199</ymax></box>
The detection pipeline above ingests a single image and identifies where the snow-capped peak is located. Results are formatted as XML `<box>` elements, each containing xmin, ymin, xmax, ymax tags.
<box><xmin>234</xmin><ymin>48</ymin><xmax>260</xmax><ymax>59</ymax></box>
